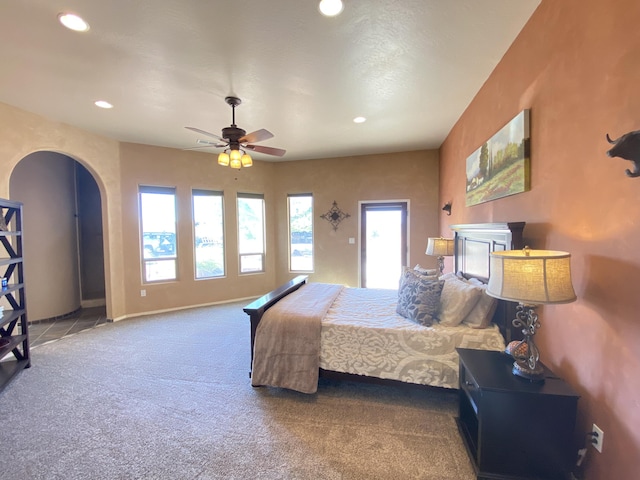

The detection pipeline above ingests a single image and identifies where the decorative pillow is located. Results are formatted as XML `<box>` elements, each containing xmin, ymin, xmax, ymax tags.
<box><xmin>398</xmin><ymin>266</ymin><xmax>436</xmax><ymax>289</ymax></box>
<box><xmin>413</xmin><ymin>264</ymin><xmax>437</xmax><ymax>277</ymax></box>
<box><xmin>396</xmin><ymin>271</ymin><xmax>444</xmax><ymax>326</ymax></box>
<box><xmin>438</xmin><ymin>275</ymin><xmax>483</xmax><ymax>327</ymax></box>
<box><xmin>462</xmin><ymin>281</ymin><xmax>498</xmax><ymax>329</ymax></box>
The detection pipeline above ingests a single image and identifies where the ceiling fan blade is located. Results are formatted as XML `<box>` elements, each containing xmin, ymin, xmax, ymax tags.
<box><xmin>196</xmin><ymin>139</ymin><xmax>227</xmax><ymax>147</ymax></box>
<box><xmin>245</xmin><ymin>144</ymin><xmax>286</xmax><ymax>157</ymax></box>
<box><xmin>239</xmin><ymin>128</ymin><xmax>274</xmax><ymax>144</ymax></box>
<box><xmin>183</xmin><ymin>146</ymin><xmax>220</xmax><ymax>151</ymax></box>
<box><xmin>185</xmin><ymin>126</ymin><xmax>224</xmax><ymax>141</ymax></box>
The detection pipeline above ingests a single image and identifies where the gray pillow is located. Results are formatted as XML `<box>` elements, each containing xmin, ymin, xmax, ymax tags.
<box><xmin>396</xmin><ymin>270</ymin><xmax>444</xmax><ymax>326</ymax></box>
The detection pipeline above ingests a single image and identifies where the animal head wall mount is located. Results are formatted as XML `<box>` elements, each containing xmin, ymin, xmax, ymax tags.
<box><xmin>606</xmin><ymin>130</ymin><xmax>640</xmax><ymax>178</ymax></box>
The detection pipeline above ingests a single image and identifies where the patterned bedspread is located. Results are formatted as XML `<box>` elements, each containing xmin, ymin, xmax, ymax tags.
<box><xmin>320</xmin><ymin>287</ymin><xmax>506</xmax><ymax>389</ymax></box>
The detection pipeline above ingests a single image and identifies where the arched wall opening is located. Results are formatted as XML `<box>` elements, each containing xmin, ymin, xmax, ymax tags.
<box><xmin>9</xmin><ymin>151</ymin><xmax>106</xmax><ymax>321</ymax></box>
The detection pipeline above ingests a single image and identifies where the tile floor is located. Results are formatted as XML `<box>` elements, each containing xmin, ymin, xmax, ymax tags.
<box><xmin>28</xmin><ymin>306</ymin><xmax>109</xmax><ymax>348</ymax></box>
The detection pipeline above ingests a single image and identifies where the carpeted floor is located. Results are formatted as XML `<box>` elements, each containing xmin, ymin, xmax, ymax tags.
<box><xmin>0</xmin><ymin>302</ymin><xmax>476</xmax><ymax>480</ymax></box>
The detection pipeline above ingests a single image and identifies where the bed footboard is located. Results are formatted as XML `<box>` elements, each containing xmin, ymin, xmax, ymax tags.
<box><xmin>243</xmin><ymin>275</ymin><xmax>308</xmax><ymax>376</ymax></box>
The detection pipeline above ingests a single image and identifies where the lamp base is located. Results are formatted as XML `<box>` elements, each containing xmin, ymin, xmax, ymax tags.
<box><xmin>510</xmin><ymin>304</ymin><xmax>545</xmax><ymax>382</ymax></box>
<box><xmin>512</xmin><ymin>359</ymin><xmax>545</xmax><ymax>382</ymax></box>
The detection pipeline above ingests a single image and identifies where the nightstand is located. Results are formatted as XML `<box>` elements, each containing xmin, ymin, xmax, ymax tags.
<box><xmin>456</xmin><ymin>348</ymin><xmax>579</xmax><ymax>480</ymax></box>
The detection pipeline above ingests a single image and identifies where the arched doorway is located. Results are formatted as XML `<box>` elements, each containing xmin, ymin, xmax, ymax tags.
<box><xmin>9</xmin><ymin>151</ymin><xmax>105</xmax><ymax>322</ymax></box>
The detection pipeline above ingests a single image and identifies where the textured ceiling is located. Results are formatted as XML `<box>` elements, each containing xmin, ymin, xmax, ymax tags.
<box><xmin>0</xmin><ymin>0</ymin><xmax>540</xmax><ymax>161</ymax></box>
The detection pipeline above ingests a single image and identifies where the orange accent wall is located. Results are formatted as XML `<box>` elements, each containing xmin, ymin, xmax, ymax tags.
<box><xmin>439</xmin><ymin>1</ymin><xmax>640</xmax><ymax>478</ymax></box>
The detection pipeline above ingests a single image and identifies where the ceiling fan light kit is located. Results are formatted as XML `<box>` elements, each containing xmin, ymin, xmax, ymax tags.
<box><xmin>186</xmin><ymin>96</ymin><xmax>285</xmax><ymax>169</ymax></box>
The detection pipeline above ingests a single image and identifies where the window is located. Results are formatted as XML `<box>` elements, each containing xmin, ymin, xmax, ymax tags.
<box><xmin>192</xmin><ymin>189</ymin><xmax>225</xmax><ymax>279</ymax></box>
<box><xmin>361</xmin><ymin>202</ymin><xmax>407</xmax><ymax>288</ymax></box>
<box><xmin>288</xmin><ymin>194</ymin><xmax>313</xmax><ymax>272</ymax></box>
<box><xmin>237</xmin><ymin>193</ymin><xmax>265</xmax><ymax>273</ymax></box>
<box><xmin>139</xmin><ymin>186</ymin><xmax>177</xmax><ymax>282</ymax></box>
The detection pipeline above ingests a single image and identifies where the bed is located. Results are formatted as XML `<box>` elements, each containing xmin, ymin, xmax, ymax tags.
<box><xmin>243</xmin><ymin>222</ymin><xmax>525</xmax><ymax>393</ymax></box>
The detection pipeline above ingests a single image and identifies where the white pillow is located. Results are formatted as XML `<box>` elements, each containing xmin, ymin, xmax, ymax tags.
<box><xmin>462</xmin><ymin>282</ymin><xmax>498</xmax><ymax>329</ymax></box>
<box><xmin>466</xmin><ymin>277</ymin><xmax>484</xmax><ymax>285</ymax></box>
<box><xmin>438</xmin><ymin>276</ymin><xmax>483</xmax><ymax>327</ymax></box>
<box><xmin>413</xmin><ymin>264</ymin><xmax>437</xmax><ymax>276</ymax></box>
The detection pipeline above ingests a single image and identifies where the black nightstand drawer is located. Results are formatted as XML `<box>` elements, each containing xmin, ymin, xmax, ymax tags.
<box><xmin>460</xmin><ymin>364</ymin><xmax>480</xmax><ymax>413</ymax></box>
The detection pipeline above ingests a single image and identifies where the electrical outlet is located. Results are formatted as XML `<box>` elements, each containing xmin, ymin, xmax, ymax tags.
<box><xmin>140</xmin><ymin>289</ymin><xmax>146</xmax><ymax>297</ymax></box>
<box><xmin>592</xmin><ymin>423</ymin><xmax>604</xmax><ymax>453</ymax></box>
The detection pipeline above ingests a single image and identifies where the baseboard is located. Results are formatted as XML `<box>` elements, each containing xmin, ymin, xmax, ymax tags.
<box><xmin>81</xmin><ymin>298</ymin><xmax>106</xmax><ymax>308</ymax></box>
<box><xmin>110</xmin><ymin>295</ymin><xmax>259</xmax><ymax>322</ymax></box>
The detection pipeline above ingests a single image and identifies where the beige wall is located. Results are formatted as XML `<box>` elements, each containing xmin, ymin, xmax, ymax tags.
<box><xmin>439</xmin><ymin>1</ymin><xmax>640</xmax><ymax>478</ymax></box>
<box><xmin>117</xmin><ymin>145</ymin><xmax>440</xmax><ymax>314</ymax></box>
<box><xmin>119</xmin><ymin>142</ymin><xmax>277</xmax><ymax>316</ymax></box>
<box><xmin>272</xmin><ymin>150</ymin><xmax>440</xmax><ymax>286</ymax></box>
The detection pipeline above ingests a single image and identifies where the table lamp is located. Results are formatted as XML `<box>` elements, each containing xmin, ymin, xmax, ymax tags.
<box><xmin>425</xmin><ymin>237</ymin><xmax>454</xmax><ymax>274</ymax></box>
<box><xmin>486</xmin><ymin>247</ymin><xmax>576</xmax><ymax>381</ymax></box>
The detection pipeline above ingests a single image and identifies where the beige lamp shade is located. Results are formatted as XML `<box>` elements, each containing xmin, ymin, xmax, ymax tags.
<box><xmin>487</xmin><ymin>249</ymin><xmax>577</xmax><ymax>304</ymax></box>
<box><xmin>426</xmin><ymin>237</ymin><xmax>454</xmax><ymax>257</ymax></box>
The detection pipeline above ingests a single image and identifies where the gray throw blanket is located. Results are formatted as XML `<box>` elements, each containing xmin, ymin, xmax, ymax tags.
<box><xmin>251</xmin><ymin>283</ymin><xmax>343</xmax><ymax>394</ymax></box>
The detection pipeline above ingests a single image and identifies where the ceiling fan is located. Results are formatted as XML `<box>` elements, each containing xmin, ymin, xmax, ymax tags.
<box><xmin>185</xmin><ymin>96</ymin><xmax>286</xmax><ymax>169</ymax></box>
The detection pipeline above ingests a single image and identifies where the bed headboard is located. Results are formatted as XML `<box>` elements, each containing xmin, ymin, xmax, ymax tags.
<box><xmin>449</xmin><ymin>222</ymin><xmax>525</xmax><ymax>342</ymax></box>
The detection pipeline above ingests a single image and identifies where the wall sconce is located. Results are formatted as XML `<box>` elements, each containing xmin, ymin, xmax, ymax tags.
<box><xmin>442</xmin><ymin>203</ymin><xmax>452</xmax><ymax>216</ymax></box>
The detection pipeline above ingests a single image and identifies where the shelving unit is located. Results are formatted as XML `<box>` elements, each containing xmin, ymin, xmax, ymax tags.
<box><xmin>0</xmin><ymin>198</ymin><xmax>29</xmax><ymax>392</ymax></box>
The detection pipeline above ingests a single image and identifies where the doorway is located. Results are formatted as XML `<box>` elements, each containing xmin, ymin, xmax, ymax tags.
<box><xmin>360</xmin><ymin>202</ymin><xmax>408</xmax><ymax>288</ymax></box>
<box><xmin>10</xmin><ymin>152</ymin><xmax>106</xmax><ymax>320</ymax></box>
<box><xmin>76</xmin><ymin>164</ymin><xmax>106</xmax><ymax>305</ymax></box>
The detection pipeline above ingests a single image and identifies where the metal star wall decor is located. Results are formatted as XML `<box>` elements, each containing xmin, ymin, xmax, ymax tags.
<box><xmin>320</xmin><ymin>201</ymin><xmax>350</xmax><ymax>231</ymax></box>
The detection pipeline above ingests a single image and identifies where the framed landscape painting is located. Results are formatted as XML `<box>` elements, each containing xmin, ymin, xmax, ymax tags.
<box><xmin>465</xmin><ymin>109</ymin><xmax>530</xmax><ymax>206</ymax></box>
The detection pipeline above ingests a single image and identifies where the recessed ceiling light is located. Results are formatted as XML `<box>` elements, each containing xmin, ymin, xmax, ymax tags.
<box><xmin>94</xmin><ymin>100</ymin><xmax>113</xmax><ymax>109</ymax></box>
<box><xmin>353</xmin><ymin>116</ymin><xmax>366</xmax><ymax>124</ymax></box>
<box><xmin>58</xmin><ymin>13</ymin><xmax>90</xmax><ymax>32</ymax></box>
<box><xmin>318</xmin><ymin>0</ymin><xmax>344</xmax><ymax>17</ymax></box>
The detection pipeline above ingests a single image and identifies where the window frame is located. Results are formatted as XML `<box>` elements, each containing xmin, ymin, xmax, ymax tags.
<box><xmin>237</xmin><ymin>192</ymin><xmax>266</xmax><ymax>274</ymax></box>
<box><xmin>139</xmin><ymin>185</ymin><xmax>177</xmax><ymax>284</ymax></box>
<box><xmin>287</xmin><ymin>193</ymin><xmax>314</xmax><ymax>273</ymax></box>
<box><xmin>192</xmin><ymin>189</ymin><xmax>225</xmax><ymax>280</ymax></box>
